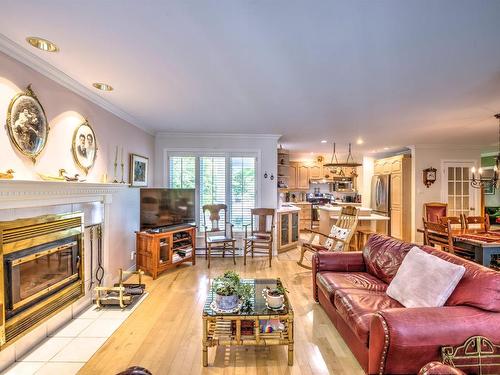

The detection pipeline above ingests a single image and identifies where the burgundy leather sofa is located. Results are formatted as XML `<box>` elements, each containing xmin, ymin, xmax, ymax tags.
<box><xmin>312</xmin><ymin>234</ymin><xmax>500</xmax><ymax>374</ymax></box>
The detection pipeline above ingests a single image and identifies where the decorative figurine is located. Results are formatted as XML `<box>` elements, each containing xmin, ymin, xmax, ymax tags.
<box><xmin>0</xmin><ymin>169</ymin><xmax>15</xmax><ymax>179</ymax></box>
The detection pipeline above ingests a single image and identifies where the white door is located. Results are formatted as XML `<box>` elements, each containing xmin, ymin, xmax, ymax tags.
<box><xmin>442</xmin><ymin>161</ymin><xmax>478</xmax><ymax>217</ymax></box>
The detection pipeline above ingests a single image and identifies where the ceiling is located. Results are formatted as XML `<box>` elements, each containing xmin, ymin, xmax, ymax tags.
<box><xmin>1</xmin><ymin>0</ymin><xmax>500</xmax><ymax>157</ymax></box>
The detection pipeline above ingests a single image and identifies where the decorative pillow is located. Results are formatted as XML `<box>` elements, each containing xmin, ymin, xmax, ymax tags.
<box><xmin>324</xmin><ymin>225</ymin><xmax>350</xmax><ymax>251</ymax></box>
<box><xmin>386</xmin><ymin>246</ymin><xmax>466</xmax><ymax>308</ymax></box>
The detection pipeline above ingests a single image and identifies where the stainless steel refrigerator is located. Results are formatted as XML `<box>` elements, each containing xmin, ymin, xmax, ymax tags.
<box><xmin>371</xmin><ymin>174</ymin><xmax>391</xmax><ymax>235</ymax></box>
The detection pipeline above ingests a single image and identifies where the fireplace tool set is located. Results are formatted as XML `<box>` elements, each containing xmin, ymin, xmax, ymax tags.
<box><xmin>87</xmin><ymin>223</ymin><xmax>146</xmax><ymax>309</ymax></box>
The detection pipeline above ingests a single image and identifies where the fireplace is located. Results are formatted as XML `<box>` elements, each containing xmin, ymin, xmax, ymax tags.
<box><xmin>0</xmin><ymin>213</ymin><xmax>85</xmax><ymax>345</ymax></box>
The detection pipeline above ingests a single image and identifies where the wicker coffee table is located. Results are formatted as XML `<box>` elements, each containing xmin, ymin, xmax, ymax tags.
<box><xmin>202</xmin><ymin>278</ymin><xmax>294</xmax><ymax>366</ymax></box>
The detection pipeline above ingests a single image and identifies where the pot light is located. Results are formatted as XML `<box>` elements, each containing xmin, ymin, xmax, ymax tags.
<box><xmin>356</xmin><ymin>138</ymin><xmax>364</xmax><ymax>145</ymax></box>
<box><xmin>26</xmin><ymin>36</ymin><xmax>59</xmax><ymax>52</ymax></box>
<box><xmin>321</xmin><ymin>140</ymin><xmax>327</xmax><ymax>144</ymax></box>
<box><xmin>92</xmin><ymin>82</ymin><xmax>114</xmax><ymax>91</ymax></box>
<box><xmin>384</xmin><ymin>147</ymin><xmax>389</xmax><ymax>150</ymax></box>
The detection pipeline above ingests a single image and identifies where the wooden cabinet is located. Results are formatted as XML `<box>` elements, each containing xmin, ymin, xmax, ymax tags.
<box><xmin>309</xmin><ymin>164</ymin><xmax>323</xmax><ymax>179</ymax></box>
<box><xmin>136</xmin><ymin>225</ymin><xmax>196</xmax><ymax>279</ymax></box>
<box><xmin>277</xmin><ymin>210</ymin><xmax>300</xmax><ymax>252</ymax></box>
<box><xmin>297</xmin><ymin>165</ymin><xmax>310</xmax><ymax>189</ymax></box>
<box><xmin>374</xmin><ymin>154</ymin><xmax>411</xmax><ymax>241</ymax></box>
<box><xmin>288</xmin><ymin>162</ymin><xmax>298</xmax><ymax>189</ymax></box>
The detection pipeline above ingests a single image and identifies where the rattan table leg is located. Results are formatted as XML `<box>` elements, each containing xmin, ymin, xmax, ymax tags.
<box><xmin>202</xmin><ymin>318</ymin><xmax>208</xmax><ymax>366</ymax></box>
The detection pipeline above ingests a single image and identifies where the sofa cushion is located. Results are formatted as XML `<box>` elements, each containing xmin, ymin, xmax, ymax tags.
<box><xmin>421</xmin><ymin>246</ymin><xmax>500</xmax><ymax>312</ymax></box>
<box><xmin>387</xmin><ymin>247</ymin><xmax>465</xmax><ymax>308</ymax></box>
<box><xmin>317</xmin><ymin>272</ymin><xmax>388</xmax><ymax>303</ymax></box>
<box><xmin>363</xmin><ymin>234</ymin><xmax>415</xmax><ymax>284</ymax></box>
<box><xmin>334</xmin><ymin>289</ymin><xmax>402</xmax><ymax>345</ymax></box>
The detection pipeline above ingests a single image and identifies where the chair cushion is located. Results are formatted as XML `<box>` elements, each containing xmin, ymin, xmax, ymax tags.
<box><xmin>325</xmin><ymin>225</ymin><xmax>351</xmax><ymax>251</ymax></box>
<box><xmin>334</xmin><ymin>289</ymin><xmax>402</xmax><ymax>345</ymax></box>
<box><xmin>387</xmin><ymin>247</ymin><xmax>465</xmax><ymax>308</ymax></box>
<box><xmin>316</xmin><ymin>272</ymin><xmax>388</xmax><ymax>303</ymax></box>
<box><xmin>363</xmin><ymin>234</ymin><xmax>416</xmax><ymax>284</ymax></box>
<box><xmin>207</xmin><ymin>235</ymin><xmax>234</xmax><ymax>243</ymax></box>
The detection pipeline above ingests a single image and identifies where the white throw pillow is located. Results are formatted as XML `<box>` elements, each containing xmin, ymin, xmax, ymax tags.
<box><xmin>386</xmin><ymin>246</ymin><xmax>465</xmax><ymax>308</ymax></box>
<box><xmin>324</xmin><ymin>225</ymin><xmax>350</xmax><ymax>251</ymax></box>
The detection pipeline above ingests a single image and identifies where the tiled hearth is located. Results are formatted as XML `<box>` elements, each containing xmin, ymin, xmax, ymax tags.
<box><xmin>2</xmin><ymin>295</ymin><xmax>146</xmax><ymax>375</ymax></box>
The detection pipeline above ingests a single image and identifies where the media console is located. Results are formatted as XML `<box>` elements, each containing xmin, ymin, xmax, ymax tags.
<box><xmin>136</xmin><ymin>224</ymin><xmax>196</xmax><ymax>279</ymax></box>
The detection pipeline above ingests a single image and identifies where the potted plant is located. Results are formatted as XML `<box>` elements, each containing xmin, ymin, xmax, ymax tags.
<box><xmin>213</xmin><ymin>271</ymin><xmax>253</xmax><ymax>311</ymax></box>
<box><xmin>264</xmin><ymin>283</ymin><xmax>288</xmax><ymax>309</ymax></box>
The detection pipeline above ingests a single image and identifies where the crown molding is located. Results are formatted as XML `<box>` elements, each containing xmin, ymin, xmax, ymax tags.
<box><xmin>155</xmin><ymin>132</ymin><xmax>281</xmax><ymax>140</ymax></box>
<box><xmin>0</xmin><ymin>33</ymin><xmax>154</xmax><ymax>136</ymax></box>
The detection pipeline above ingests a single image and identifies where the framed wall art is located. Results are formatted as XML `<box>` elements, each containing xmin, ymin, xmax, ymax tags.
<box><xmin>6</xmin><ymin>84</ymin><xmax>49</xmax><ymax>163</ymax></box>
<box><xmin>72</xmin><ymin>120</ymin><xmax>97</xmax><ymax>174</ymax></box>
<box><xmin>129</xmin><ymin>153</ymin><xmax>149</xmax><ymax>187</ymax></box>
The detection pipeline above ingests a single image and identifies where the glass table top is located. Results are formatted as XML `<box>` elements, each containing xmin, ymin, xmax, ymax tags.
<box><xmin>203</xmin><ymin>278</ymin><xmax>290</xmax><ymax>316</ymax></box>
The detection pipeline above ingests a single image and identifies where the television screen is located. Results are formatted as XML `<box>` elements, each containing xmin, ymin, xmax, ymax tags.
<box><xmin>140</xmin><ymin>188</ymin><xmax>195</xmax><ymax>230</ymax></box>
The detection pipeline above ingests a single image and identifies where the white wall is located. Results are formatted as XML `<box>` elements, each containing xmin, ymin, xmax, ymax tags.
<box><xmin>411</xmin><ymin>145</ymin><xmax>482</xmax><ymax>242</ymax></box>
<box><xmin>154</xmin><ymin>133</ymin><xmax>279</xmax><ymax>209</ymax></box>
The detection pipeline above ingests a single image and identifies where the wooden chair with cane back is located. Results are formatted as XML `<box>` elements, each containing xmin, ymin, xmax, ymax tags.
<box><xmin>202</xmin><ymin>204</ymin><xmax>236</xmax><ymax>268</ymax></box>
<box><xmin>297</xmin><ymin>206</ymin><xmax>359</xmax><ymax>270</ymax></box>
<box><xmin>243</xmin><ymin>208</ymin><xmax>275</xmax><ymax>267</ymax></box>
<box><xmin>424</xmin><ymin>202</ymin><xmax>448</xmax><ymax>223</ymax></box>
<box><xmin>461</xmin><ymin>214</ymin><xmax>490</xmax><ymax>231</ymax></box>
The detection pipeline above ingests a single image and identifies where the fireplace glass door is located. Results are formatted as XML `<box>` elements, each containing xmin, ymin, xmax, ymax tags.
<box><xmin>7</xmin><ymin>240</ymin><xmax>80</xmax><ymax>313</ymax></box>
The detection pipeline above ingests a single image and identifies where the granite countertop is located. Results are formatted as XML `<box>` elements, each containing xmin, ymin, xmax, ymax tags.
<box><xmin>277</xmin><ymin>204</ymin><xmax>301</xmax><ymax>213</ymax></box>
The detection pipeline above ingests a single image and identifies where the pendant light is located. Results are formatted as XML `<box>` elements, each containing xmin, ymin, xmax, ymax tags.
<box><xmin>471</xmin><ymin>113</ymin><xmax>500</xmax><ymax>191</ymax></box>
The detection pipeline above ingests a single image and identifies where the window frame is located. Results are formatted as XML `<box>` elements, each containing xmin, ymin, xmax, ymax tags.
<box><xmin>165</xmin><ymin>149</ymin><xmax>260</xmax><ymax>232</ymax></box>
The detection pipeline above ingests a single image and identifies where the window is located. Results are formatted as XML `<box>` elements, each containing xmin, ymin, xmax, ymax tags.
<box><xmin>169</xmin><ymin>156</ymin><xmax>195</xmax><ymax>188</ymax></box>
<box><xmin>168</xmin><ymin>154</ymin><xmax>257</xmax><ymax>231</ymax></box>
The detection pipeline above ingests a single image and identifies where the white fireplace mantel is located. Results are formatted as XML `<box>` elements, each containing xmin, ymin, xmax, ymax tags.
<box><xmin>0</xmin><ymin>180</ymin><xmax>130</xmax><ymax>210</ymax></box>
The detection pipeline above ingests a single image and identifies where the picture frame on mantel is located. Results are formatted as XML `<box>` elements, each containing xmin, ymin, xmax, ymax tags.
<box><xmin>129</xmin><ymin>153</ymin><xmax>149</xmax><ymax>187</ymax></box>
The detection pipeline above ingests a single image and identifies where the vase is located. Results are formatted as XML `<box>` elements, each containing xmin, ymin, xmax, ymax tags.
<box><xmin>265</xmin><ymin>290</ymin><xmax>284</xmax><ymax>309</ymax></box>
<box><xmin>215</xmin><ymin>293</ymin><xmax>239</xmax><ymax>310</ymax></box>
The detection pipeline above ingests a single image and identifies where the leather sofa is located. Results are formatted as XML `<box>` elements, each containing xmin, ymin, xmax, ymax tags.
<box><xmin>312</xmin><ymin>234</ymin><xmax>500</xmax><ymax>374</ymax></box>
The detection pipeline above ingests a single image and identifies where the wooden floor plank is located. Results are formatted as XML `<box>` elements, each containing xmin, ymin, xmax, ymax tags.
<box><xmin>78</xmin><ymin>247</ymin><xmax>364</xmax><ymax>375</ymax></box>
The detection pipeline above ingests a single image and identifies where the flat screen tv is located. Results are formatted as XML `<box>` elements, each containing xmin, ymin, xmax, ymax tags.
<box><xmin>140</xmin><ymin>188</ymin><xmax>195</xmax><ymax>230</ymax></box>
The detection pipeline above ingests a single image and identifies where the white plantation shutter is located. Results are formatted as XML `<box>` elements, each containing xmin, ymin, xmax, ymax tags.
<box><xmin>167</xmin><ymin>153</ymin><xmax>257</xmax><ymax>231</ymax></box>
<box><xmin>230</xmin><ymin>157</ymin><xmax>256</xmax><ymax>230</ymax></box>
<box><xmin>200</xmin><ymin>157</ymin><xmax>226</xmax><ymax>229</ymax></box>
<box><xmin>168</xmin><ymin>156</ymin><xmax>195</xmax><ymax>188</ymax></box>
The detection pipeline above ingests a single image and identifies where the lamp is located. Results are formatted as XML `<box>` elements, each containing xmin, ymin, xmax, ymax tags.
<box><xmin>471</xmin><ymin>113</ymin><xmax>500</xmax><ymax>191</ymax></box>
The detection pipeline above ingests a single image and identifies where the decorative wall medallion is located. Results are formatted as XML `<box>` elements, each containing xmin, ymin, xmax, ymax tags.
<box><xmin>6</xmin><ymin>85</ymin><xmax>49</xmax><ymax>163</ymax></box>
<box><xmin>72</xmin><ymin>120</ymin><xmax>97</xmax><ymax>175</ymax></box>
<box><xmin>129</xmin><ymin>153</ymin><xmax>149</xmax><ymax>187</ymax></box>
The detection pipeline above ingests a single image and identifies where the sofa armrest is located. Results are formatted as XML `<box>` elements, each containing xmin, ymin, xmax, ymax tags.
<box><xmin>369</xmin><ymin>306</ymin><xmax>500</xmax><ymax>375</ymax></box>
<box><xmin>312</xmin><ymin>252</ymin><xmax>365</xmax><ymax>301</ymax></box>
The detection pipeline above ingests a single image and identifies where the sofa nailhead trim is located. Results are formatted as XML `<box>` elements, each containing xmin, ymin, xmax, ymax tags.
<box><xmin>376</xmin><ymin>313</ymin><xmax>390</xmax><ymax>375</ymax></box>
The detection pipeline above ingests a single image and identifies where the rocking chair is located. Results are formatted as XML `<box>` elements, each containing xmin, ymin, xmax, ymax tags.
<box><xmin>297</xmin><ymin>206</ymin><xmax>359</xmax><ymax>269</ymax></box>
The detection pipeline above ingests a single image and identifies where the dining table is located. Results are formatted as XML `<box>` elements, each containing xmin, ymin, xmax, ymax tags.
<box><xmin>417</xmin><ymin>227</ymin><xmax>500</xmax><ymax>267</ymax></box>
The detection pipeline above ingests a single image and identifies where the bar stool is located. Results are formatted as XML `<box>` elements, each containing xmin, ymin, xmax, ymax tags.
<box><xmin>357</xmin><ymin>228</ymin><xmax>374</xmax><ymax>249</ymax></box>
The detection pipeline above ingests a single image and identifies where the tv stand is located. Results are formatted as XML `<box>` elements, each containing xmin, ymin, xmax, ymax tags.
<box><xmin>136</xmin><ymin>225</ymin><xmax>196</xmax><ymax>279</ymax></box>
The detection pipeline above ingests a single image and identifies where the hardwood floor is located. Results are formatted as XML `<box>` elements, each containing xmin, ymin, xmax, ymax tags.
<box><xmin>79</xmin><ymin>248</ymin><xmax>364</xmax><ymax>375</ymax></box>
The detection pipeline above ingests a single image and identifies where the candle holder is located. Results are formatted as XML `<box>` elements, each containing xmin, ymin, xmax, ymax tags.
<box><xmin>120</xmin><ymin>162</ymin><xmax>125</xmax><ymax>184</ymax></box>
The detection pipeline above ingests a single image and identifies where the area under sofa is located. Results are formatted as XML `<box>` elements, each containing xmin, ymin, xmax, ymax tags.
<box><xmin>312</xmin><ymin>234</ymin><xmax>500</xmax><ymax>374</ymax></box>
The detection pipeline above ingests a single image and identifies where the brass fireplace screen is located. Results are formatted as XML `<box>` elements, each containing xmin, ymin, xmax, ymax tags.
<box><xmin>0</xmin><ymin>213</ymin><xmax>85</xmax><ymax>347</ymax></box>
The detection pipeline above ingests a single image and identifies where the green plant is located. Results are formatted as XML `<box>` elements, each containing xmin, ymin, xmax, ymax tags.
<box><xmin>213</xmin><ymin>271</ymin><xmax>253</xmax><ymax>302</ymax></box>
<box><xmin>266</xmin><ymin>282</ymin><xmax>289</xmax><ymax>296</ymax></box>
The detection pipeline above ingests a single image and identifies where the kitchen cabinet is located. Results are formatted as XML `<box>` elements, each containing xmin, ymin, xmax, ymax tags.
<box><xmin>374</xmin><ymin>154</ymin><xmax>411</xmax><ymax>241</ymax></box>
<box><xmin>297</xmin><ymin>165</ymin><xmax>310</xmax><ymax>189</ymax></box>
<box><xmin>277</xmin><ymin>208</ymin><xmax>300</xmax><ymax>252</ymax></box>
<box><xmin>309</xmin><ymin>164</ymin><xmax>323</xmax><ymax>179</ymax></box>
<box><xmin>288</xmin><ymin>162</ymin><xmax>298</xmax><ymax>189</ymax></box>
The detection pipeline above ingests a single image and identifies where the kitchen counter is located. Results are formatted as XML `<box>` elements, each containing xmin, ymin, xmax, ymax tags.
<box><xmin>329</xmin><ymin>213</ymin><xmax>389</xmax><ymax>221</ymax></box>
<box><xmin>288</xmin><ymin>201</ymin><xmax>311</xmax><ymax>205</ymax></box>
<box><xmin>277</xmin><ymin>204</ymin><xmax>301</xmax><ymax>213</ymax></box>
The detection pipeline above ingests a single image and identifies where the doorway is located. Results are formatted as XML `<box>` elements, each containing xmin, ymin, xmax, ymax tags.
<box><xmin>441</xmin><ymin>161</ymin><xmax>478</xmax><ymax>217</ymax></box>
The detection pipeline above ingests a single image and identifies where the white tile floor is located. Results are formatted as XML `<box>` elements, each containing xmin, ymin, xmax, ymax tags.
<box><xmin>2</xmin><ymin>294</ymin><xmax>148</xmax><ymax>375</ymax></box>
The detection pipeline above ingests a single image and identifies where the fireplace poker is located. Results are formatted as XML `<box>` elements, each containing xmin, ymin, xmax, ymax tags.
<box><xmin>88</xmin><ymin>226</ymin><xmax>94</xmax><ymax>291</ymax></box>
<box><xmin>95</xmin><ymin>224</ymin><xmax>105</xmax><ymax>286</ymax></box>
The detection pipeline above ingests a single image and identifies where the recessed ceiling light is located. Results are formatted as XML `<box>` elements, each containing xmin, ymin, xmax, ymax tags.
<box><xmin>356</xmin><ymin>138</ymin><xmax>364</xmax><ymax>145</ymax></box>
<box><xmin>321</xmin><ymin>140</ymin><xmax>327</xmax><ymax>143</ymax></box>
<box><xmin>92</xmin><ymin>82</ymin><xmax>114</xmax><ymax>91</ymax></box>
<box><xmin>26</xmin><ymin>36</ymin><xmax>59</xmax><ymax>52</ymax></box>
<box><xmin>384</xmin><ymin>147</ymin><xmax>389</xmax><ymax>150</ymax></box>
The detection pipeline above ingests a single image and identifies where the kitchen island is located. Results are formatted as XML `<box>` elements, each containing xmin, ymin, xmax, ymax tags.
<box><xmin>318</xmin><ymin>205</ymin><xmax>389</xmax><ymax>248</ymax></box>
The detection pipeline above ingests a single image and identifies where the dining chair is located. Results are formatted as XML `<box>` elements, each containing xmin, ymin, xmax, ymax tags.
<box><xmin>202</xmin><ymin>204</ymin><xmax>236</xmax><ymax>268</ymax></box>
<box><xmin>297</xmin><ymin>206</ymin><xmax>359</xmax><ymax>269</ymax></box>
<box><xmin>243</xmin><ymin>208</ymin><xmax>275</xmax><ymax>267</ymax></box>
<box><xmin>423</xmin><ymin>202</ymin><xmax>448</xmax><ymax>223</ymax></box>
<box><xmin>438</xmin><ymin>216</ymin><xmax>464</xmax><ymax>229</ymax></box>
<box><xmin>422</xmin><ymin>218</ymin><xmax>450</xmax><ymax>251</ymax></box>
<box><xmin>461</xmin><ymin>214</ymin><xmax>490</xmax><ymax>232</ymax></box>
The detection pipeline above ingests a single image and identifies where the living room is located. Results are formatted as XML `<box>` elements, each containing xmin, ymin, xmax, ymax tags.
<box><xmin>0</xmin><ymin>1</ymin><xmax>499</xmax><ymax>375</ymax></box>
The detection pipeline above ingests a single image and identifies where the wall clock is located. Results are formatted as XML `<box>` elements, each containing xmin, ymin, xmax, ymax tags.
<box><xmin>423</xmin><ymin>167</ymin><xmax>437</xmax><ymax>188</ymax></box>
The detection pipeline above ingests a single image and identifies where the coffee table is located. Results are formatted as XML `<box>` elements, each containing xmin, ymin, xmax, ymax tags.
<box><xmin>202</xmin><ymin>278</ymin><xmax>294</xmax><ymax>366</ymax></box>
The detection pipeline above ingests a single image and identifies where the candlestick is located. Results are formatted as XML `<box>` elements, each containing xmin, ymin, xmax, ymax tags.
<box><xmin>120</xmin><ymin>147</ymin><xmax>125</xmax><ymax>184</ymax></box>
<box><xmin>113</xmin><ymin>145</ymin><xmax>118</xmax><ymax>183</ymax></box>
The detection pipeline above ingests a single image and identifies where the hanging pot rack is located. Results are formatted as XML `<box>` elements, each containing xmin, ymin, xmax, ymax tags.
<box><xmin>323</xmin><ymin>142</ymin><xmax>362</xmax><ymax>168</ymax></box>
